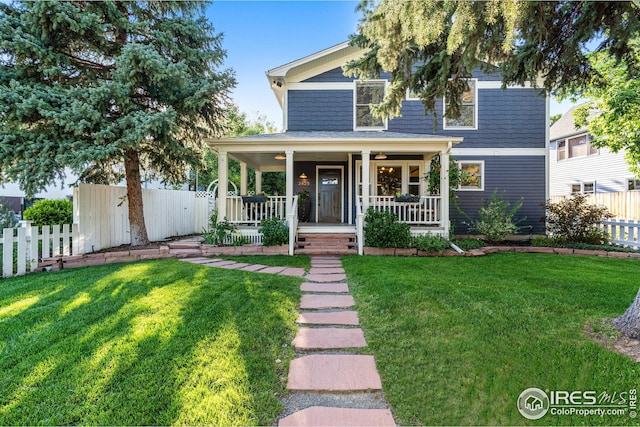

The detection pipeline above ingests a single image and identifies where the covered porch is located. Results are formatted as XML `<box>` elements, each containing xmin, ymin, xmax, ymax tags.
<box><xmin>206</xmin><ymin>131</ymin><xmax>463</xmax><ymax>255</ymax></box>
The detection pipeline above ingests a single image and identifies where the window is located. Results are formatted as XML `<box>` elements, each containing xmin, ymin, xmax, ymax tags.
<box><xmin>628</xmin><ymin>179</ymin><xmax>640</xmax><ymax>191</ymax></box>
<box><xmin>444</xmin><ymin>79</ymin><xmax>477</xmax><ymax>129</ymax></box>
<box><xmin>557</xmin><ymin>134</ymin><xmax>598</xmax><ymax>161</ymax></box>
<box><xmin>377</xmin><ymin>165</ymin><xmax>402</xmax><ymax>196</ymax></box>
<box><xmin>583</xmin><ymin>182</ymin><xmax>595</xmax><ymax>194</ymax></box>
<box><xmin>355</xmin><ymin>81</ymin><xmax>386</xmax><ymax>130</ymax></box>
<box><xmin>355</xmin><ymin>160</ymin><xmax>425</xmax><ymax>196</ymax></box>
<box><xmin>571</xmin><ymin>184</ymin><xmax>582</xmax><ymax>194</ymax></box>
<box><xmin>408</xmin><ymin>165</ymin><xmax>421</xmax><ymax>195</ymax></box>
<box><xmin>458</xmin><ymin>161</ymin><xmax>484</xmax><ymax>191</ymax></box>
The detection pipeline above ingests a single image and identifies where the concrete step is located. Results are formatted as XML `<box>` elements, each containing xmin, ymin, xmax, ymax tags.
<box><xmin>279</xmin><ymin>407</ymin><xmax>395</xmax><ymax>427</ymax></box>
<box><xmin>293</xmin><ymin>328</ymin><xmax>367</xmax><ymax>350</ymax></box>
<box><xmin>287</xmin><ymin>354</ymin><xmax>382</xmax><ymax>392</ymax></box>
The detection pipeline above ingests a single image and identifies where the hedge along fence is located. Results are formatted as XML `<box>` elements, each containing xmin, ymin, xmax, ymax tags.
<box><xmin>2</xmin><ymin>224</ymin><xmax>78</xmax><ymax>278</ymax></box>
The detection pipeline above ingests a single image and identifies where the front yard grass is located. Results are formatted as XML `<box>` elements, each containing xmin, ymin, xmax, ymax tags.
<box><xmin>216</xmin><ymin>254</ymin><xmax>311</xmax><ymax>270</ymax></box>
<box><xmin>343</xmin><ymin>253</ymin><xmax>640</xmax><ymax>426</ymax></box>
<box><xmin>0</xmin><ymin>259</ymin><xmax>301</xmax><ymax>426</ymax></box>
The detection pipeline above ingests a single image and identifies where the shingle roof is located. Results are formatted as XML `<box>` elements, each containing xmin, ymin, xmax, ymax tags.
<box><xmin>550</xmin><ymin>103</ymin><xmax>597</xmax><ymax>141</ymax></box>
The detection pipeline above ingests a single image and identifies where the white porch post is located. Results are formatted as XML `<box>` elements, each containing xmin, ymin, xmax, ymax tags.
<box><xmin>217</xmin><ymin>150</ymin><xmax>228</xmax><ymax>222</ymax></box>
<box><xmin>240</xmin><ymin>161</ymin><xmax>247</xmax><ymax>195</ymax></box>
<box><xmin>255</xmin><ymin>170</ymin><xmax>262</xmax><ymax>194</ymax></box>
<box><xmin>361</xmin><ymin>150</ymin><xmax>371</xmax><ymax>211</ymax></box>
<box><xmin>440</xmin><ymin>143</ymin><xmax>451</xmax><ymax>236</ymax></box>
<box><xmin>285</xmin><ymin>149</ymin><xmax>294</xmax><ymax>208</ymax></box>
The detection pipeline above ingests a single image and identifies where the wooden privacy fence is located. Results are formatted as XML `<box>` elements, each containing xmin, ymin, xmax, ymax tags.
<box><xmin>2</xmin><ymin>224</ymin><xmax>79</xmax><ymax>278</ymax></box>
<box><xmin>550</xmin><ymin>192</ymin><xmax>640</xmax><ymax>221</ymax></box>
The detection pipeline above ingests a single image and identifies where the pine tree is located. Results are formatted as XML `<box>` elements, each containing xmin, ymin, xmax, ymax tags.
<box><xmin>0</xmin><ymin>1</ymin><xmax>235</xmax><ymax>245</ymax></box>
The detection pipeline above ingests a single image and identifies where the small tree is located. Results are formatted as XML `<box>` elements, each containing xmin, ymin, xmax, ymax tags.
<box><xmin>469</xmin><ymin>191</ymin><xmax>524</xmax><ymax>243</ymax></box>
<box><xmin>543</xmin><ymin>194</ymin><xmax>612</xmax><ymax>244</ymax></box>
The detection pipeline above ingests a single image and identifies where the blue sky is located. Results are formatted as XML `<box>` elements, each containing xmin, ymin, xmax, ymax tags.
<box><xmin>207</xmin><ymin>1</ymin><xmax>576</xmax><ymax>131</ymax></box>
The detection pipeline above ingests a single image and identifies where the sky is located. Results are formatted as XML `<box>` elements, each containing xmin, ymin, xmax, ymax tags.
<box><xmin>208</xmin><ymin>0</ymin><xmax>575</xmax><ymax>131</ymax></box>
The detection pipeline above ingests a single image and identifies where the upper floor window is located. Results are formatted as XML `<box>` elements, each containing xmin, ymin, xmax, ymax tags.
<box><xmin>444</xmin><ymin>79</ymin><xmax>477</xmax><ymax>130</ymax></box>
<box><xmin>354</xmin><ymin>81</ymin><xmax>387</xmax><ymax>130</ymax></box>
<box><xmin>458</xmin><ymin>160</ymin><xmax>484</xmax><ymax>191</ymax></box>
<box><xmin>557</xmin><ymin>134</ymin><xmax>598</xmax><ymax>161</ymax></box>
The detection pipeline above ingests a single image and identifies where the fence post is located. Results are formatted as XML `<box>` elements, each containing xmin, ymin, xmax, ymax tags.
<box><xmin>16</xmin><ymin>227</ymin><xmax>26</xmax><ymax>276</ymax></box>
<box><xmin>27</xmin><ymin>226</ymin><xmax>38</xmax><ymax>273</ymax></box>
<box><xmin>52</xmin><ymin>224</ymin><xmax>61</xmax><ymax>256</ymax></box>
<box><xmin>2</xmin><ymin>228</ymin><xmax>14</xmax><ymax>278</ymax></box>
<box><xmin>42</xmin><ymin>225</ymin><xmax>50</xmax><ymax>259</ymax></box>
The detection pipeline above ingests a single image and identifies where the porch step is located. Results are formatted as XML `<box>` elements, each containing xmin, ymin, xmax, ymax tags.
<box><xmin>295</xmin><ymin>248</ymin><xmax>358</xmax><ymax>256</ymax></box>
<box><xmin>296</xmin><ymin>233</ymin><xmax>357</xmax><ymax>255</ymax></box>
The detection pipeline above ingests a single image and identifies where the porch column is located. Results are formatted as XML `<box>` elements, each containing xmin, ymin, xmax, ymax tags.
<box><xmin>440</xmin><ymin>144</ymin><xmax>451</xmax><ymax>236</ymax></box>
<box><xmin>361</xmin><ymin>149</ymin><xmax>371</xmax><ymax>211</ymax></box>
<box><xmin>285</xmin><ymin>149</ymin><xmax>294</xmax><ymax>210</ymax></box>
<box><xmin>255</xmin><ymin>170</ymin><xmax>262</xmax><ymax>194</ymax></box>
<box><xmin>217</xmin><ymin>150</ymin><xmax>228</xmax><ymax>223</ymax></box>
<box><xmin>240</xmin><ymin>161</ymin><xmax>247</xmax><ymax>195</ymax></box>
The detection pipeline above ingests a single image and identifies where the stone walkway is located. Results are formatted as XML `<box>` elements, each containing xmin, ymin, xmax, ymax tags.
<box><xmin>179</xmin><ymin>256</ymin><xmax>395</xmax><ymax>426</ymax></box>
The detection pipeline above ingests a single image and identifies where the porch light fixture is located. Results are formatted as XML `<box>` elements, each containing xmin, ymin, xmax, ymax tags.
<box><xmin>374</xmin><ymin>153</ymin><xmax>387</xmax><ymax>160</ymax></box>
<box><xmin>274</xmin><ymin>153</ymin><xmax>286</xmax><ymax>160</ymax></box>
<box><xmin>299</xmin><ymin>172</ymin><xmax>308</xmax><ymax>179</ymax></box>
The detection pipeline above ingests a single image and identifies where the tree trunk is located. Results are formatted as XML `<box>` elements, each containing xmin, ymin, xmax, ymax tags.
<box><xmin>124</xmin><ymin>149</ymin><xmax>150</xmax><ymax>246</ymax></box>
<box><xmin>613</xmin><ymin>287</ymin><xmax>640</xmax><ymax>339</ymax></box>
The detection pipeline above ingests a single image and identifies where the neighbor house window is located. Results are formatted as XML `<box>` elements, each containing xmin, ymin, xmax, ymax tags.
<box><xmin>558</xmin><ymin>134</ymin><xmax>598</xmax><ymax>161</ymax></box>
<box><xmin>444</xmin><ymin>79</ymin><xmax>477</xmax><ymax>129</ymax></box>
<box><xmin>628</xmin><ymin>179</ymin><xmax>640</xmax><ymax>191</ymax></box>
<box><xmin>355</xmin><ymin>81</ymin><xmax>386</xmax><ymax>130</ymax></box>
<box><xmin>571</xmin><ymin>183</ymin><xmax>582</xmax><ymax>194</ymax></box>
<box><xmin>458</xmin><ymin>160</ymin><xmax>484</xmax><ymax>191</ymax></box>
<box><xmin>583</xmin><ymin>182</ymin><xmax>595</xmax><ymax>194</ymax></box>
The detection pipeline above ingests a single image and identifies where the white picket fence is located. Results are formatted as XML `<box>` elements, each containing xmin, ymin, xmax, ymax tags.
<box><xmin>601</xmin><ymin>218</ymin><xmax>640</xmax><ymax>248</ymax></box>
<box><xmin>2</xmin><ymin>224</ymin><xmax>79</xmax><ymax>278</ymax></box>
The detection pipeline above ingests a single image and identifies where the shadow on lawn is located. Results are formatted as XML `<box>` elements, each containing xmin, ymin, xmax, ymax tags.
<box><xmin>0</xmin><ymin>260</ymin><xmax>300</xmax><ymax>426</ymax></box>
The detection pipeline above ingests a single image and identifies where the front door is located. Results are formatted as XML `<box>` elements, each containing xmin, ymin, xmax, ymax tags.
<box><xmin>317</xmin><ymin>168</ymin><xmax>342</xmax><ymax>223</ymax></box>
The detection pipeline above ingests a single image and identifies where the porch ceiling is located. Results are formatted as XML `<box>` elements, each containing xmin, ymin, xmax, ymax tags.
<box><xmin>205</xmin><ymin>131</ymin><xmax>463</xmax><ymax>171</ymax></box>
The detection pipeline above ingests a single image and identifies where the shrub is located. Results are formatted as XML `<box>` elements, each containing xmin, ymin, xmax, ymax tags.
<box><xmin>364</xmin><ymin>208</ymin><xmax>412</xmax><ymax>248</ymax></box>
<box><xmin>202</xmin><ymin>212</ymin><xmax>241</xmax><ymax>246</ymax></box>
<box><xmin>412</xmin><ymin>234</ymin><xmax>450</xmax><ymax>253</ymax></box>
<box><xmin>453</xmin><ymin>238</ymin><xmax>485</xmax><ymax>251</ymax></box>
<box><xmin>543</xmin><ymin>194</ymin><xmax>613</xmax><ymax>244</ymax></box>
<box><xmin>469</xmin><ymin>191</ymin><xmax>524</xmax><ymax>243</ymax></box>
<box><xmin>23</xmin><ymin>199</ymin><xmax>73</xmax><ymax>226</ymax></box>
<box><xmin>0</xmin><ymin>198</ymin><xmax>18</xmax><ymax>229</ymax></box>
<box><xmin>259</xmin><ymin>217</ymin><xmax>289</xmax><ymax>246</ymax></box>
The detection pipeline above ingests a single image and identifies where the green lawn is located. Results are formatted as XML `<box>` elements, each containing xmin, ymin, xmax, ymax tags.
<box><xmin>342</xmin><ymin>253</ymin><xmax>640</xmax><ymax>426</ymax></box>
<box><xmin>0</xmin><ymin>259</ymin><xmax>301</xmax><ymax>426</ymax></box>
<box><xmin>216</xmin><ymin>254</ymin><xmax>311</xmax><ymax>270</ymax></box>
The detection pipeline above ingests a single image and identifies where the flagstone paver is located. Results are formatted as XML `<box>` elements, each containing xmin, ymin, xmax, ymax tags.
<box><xmin>287</xmin><ymin>354</ymin><xmax>382</xmax><ymax>392</ymax></box>
<box><xmin>279</xmin><ymin>267</ymin><xmax>306</xmax><ymax>277</ymax></box>
<box><xmin>258</xmin><ymin>266</ymin><xmax>287</xmax><ymax>274</ymax></box>
<box><xmin>278</xmin><ymin>406</ymin><xmax>395</xmax><ymax>427</ymax></box>
<box><xmin>240</xmin><ymin>264</ymin><xmax>268</xmax><ymax>272</ymax></box>
<box><xmin>305</xmin><ymin>273</ymin><xmax>347</xmax><ymax>283</ymax></box>
<box><xmin>296</xmin><ymin>311</ymin><xmax>360</xmax><ymax>326</ymax></box>
<box><xmin>309</xmin><ymin>267</ymin><xmax>345</xmax><ymax>274</ymax></box>
<box><xmin>293</xmin><ymin>328</ymin><xmax>367</xmax><ymax>350</ymax></box>
<box><xmin>300</xmin><ymin>294</ymin><xmax>354</xmax><ymax>310</ymax></box>
<box><xmin>300</xmin><ymin>282</ymin><xmax>349</xmax><ymax>293</ymax></box>
<box><xmin>216</xmin><ymin>262</ymin><xmax>249</xmax><ymax>269</ymax></box>
<box><xmin>202</xmin><ymin>260</ymin><xmax>238</xmax><ymax>267</ymax></box>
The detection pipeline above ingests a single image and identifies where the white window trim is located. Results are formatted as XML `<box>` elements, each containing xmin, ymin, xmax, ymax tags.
<box><xmin>558</xmin><ymin>133</ymin><xmax>598</xmax><ymax>161</ymax></box>
<box><xmin>406</xmin><ymin>88</ymin><xmax>420</xmax><ymax>101</ymax></box>
<box><xmin>355</xmin><ymin>160</ymin><xmax>426</xmax><ymax>196</ymax></box>
<box><xmin>353</xmin><ymin>80</ymin><xmax>388</xmax><ymax>131</ymax></box>
<box><xmin>457</xmin><ymin>160</ymin><xmax>484</xmax><ymax>191</ymax></box>
<box><xmin>443</xmin><ymin>78</ymin><xmax>478</xmax><ymax>131</ymax></box>
<box><xmin>582</xmin><ymin>181</ymin><xmax>596</xmax><ymax>194</ymax></box>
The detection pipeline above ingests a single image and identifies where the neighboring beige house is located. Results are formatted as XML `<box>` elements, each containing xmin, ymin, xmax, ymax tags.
<box><xmin>549</xmin><ymin>104</ymin><xmax>640</xmax><ymax>195</ymax></box>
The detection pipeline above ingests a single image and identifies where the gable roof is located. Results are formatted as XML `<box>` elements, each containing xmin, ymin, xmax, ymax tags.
<box><xmin>550</xmin><ymin>103</ymin><xmax>597</xmax><ymax>141</ymax></box>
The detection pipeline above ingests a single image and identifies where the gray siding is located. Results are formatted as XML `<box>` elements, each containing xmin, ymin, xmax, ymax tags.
<box><xmin>451</xmin><ymin>156</ymin><xmax>547</xmax><ymax>235</ymax></box>
<box><xmin>390</xmin><ymin>89</ymin><xmax>546</xmax><ymax>148</ymax></box>
<box><xmin>304</xmin><ymin>68</ymin><xmax>391</xmax><ymax>82</ymax></box>
<box><xmin>288</xmin><ymin>90</ymin><xmax>353</xmax><ymax>131</ymax></box>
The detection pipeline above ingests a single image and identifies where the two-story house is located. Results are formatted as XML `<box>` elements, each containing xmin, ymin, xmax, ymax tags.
<box><xmin>549</xmin><ymin>104</ymin><xmax>639</xmax><ymax>195</ymax></box>
<box><xmin>207</xmin><ymin>42</ymin><xmax>548</xmax><ymax>254</ymax></box>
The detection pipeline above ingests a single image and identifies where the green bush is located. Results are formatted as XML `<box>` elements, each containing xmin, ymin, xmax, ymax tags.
<box><xmin>23</xmin><ymin>199</ymin><xmax>73</xmax><ymax>226</ymax></box>
<box><xmin>364</xmin><ymin>208</ymin><xmax>412</xmax><ymax>248</ymax></box>
<box><xmin>259</xmin><ymin>217</ymin><xmax>289</xmax><ymax>246</ymax></box>
<box><xmin>203</xmin><ymin>212</ymin><xmax>249</xmax><ymax>246</ymax></box>
<box><xmin>469</xmin><ymin>191</ymin><xmax>524</xmax><ymax>243</ymax></box>
<box><xmin>543</xmin><ymin>194</ymin><xmax>612</xmax><ymax>244</ymax></box>
<box><xmin>412</xmin><ymin>234</ymin><xmax>450</xmax><ymax>252</ymax></box>
<box><xmin>453</xmin><ymin>238</ymin><xmax>485</xmax><ymax>251</ymax></box>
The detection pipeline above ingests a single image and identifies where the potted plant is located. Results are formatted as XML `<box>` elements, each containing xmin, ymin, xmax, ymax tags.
<box><xmin>241</xmin><ymin>192</ymin><xmax>268</xmax><ymax>203</ymax></box>
<box><xmin>394</xmin><ymin>193</ymin><xmax>421</xmax><ymax>203</ymax></box>
<box><xmin>297</xmin><ymin>190</ymin><xmax>311</xmax><ymax>222</ymax></box>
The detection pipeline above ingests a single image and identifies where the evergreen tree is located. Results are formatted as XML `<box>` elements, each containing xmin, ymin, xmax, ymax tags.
<box><xmin>345</xmin><ymin>1</ymin><xmax>640</xmax><ymax>126</ymax></box>
<box><xmin>0</xmin><ymin>1</ymin><xmax>235</xmax><ymax>245</ymax></box>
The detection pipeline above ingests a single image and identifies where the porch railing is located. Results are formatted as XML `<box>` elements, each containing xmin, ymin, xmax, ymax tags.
<box><xmin>225</xmin><ymin>196</ymin><xmax>287</xmax><ymax>226</ymax></box>
<box><xmin>367</xmin><ymin>196</ymin><xmax>441</xmax><ymax>225</ymax></box>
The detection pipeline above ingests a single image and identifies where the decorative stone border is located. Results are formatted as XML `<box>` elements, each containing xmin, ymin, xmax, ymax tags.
<box><xmin>37</xmin><ymin>243</ymin><xmax>288</xmax><ymax>272</ymax></box>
